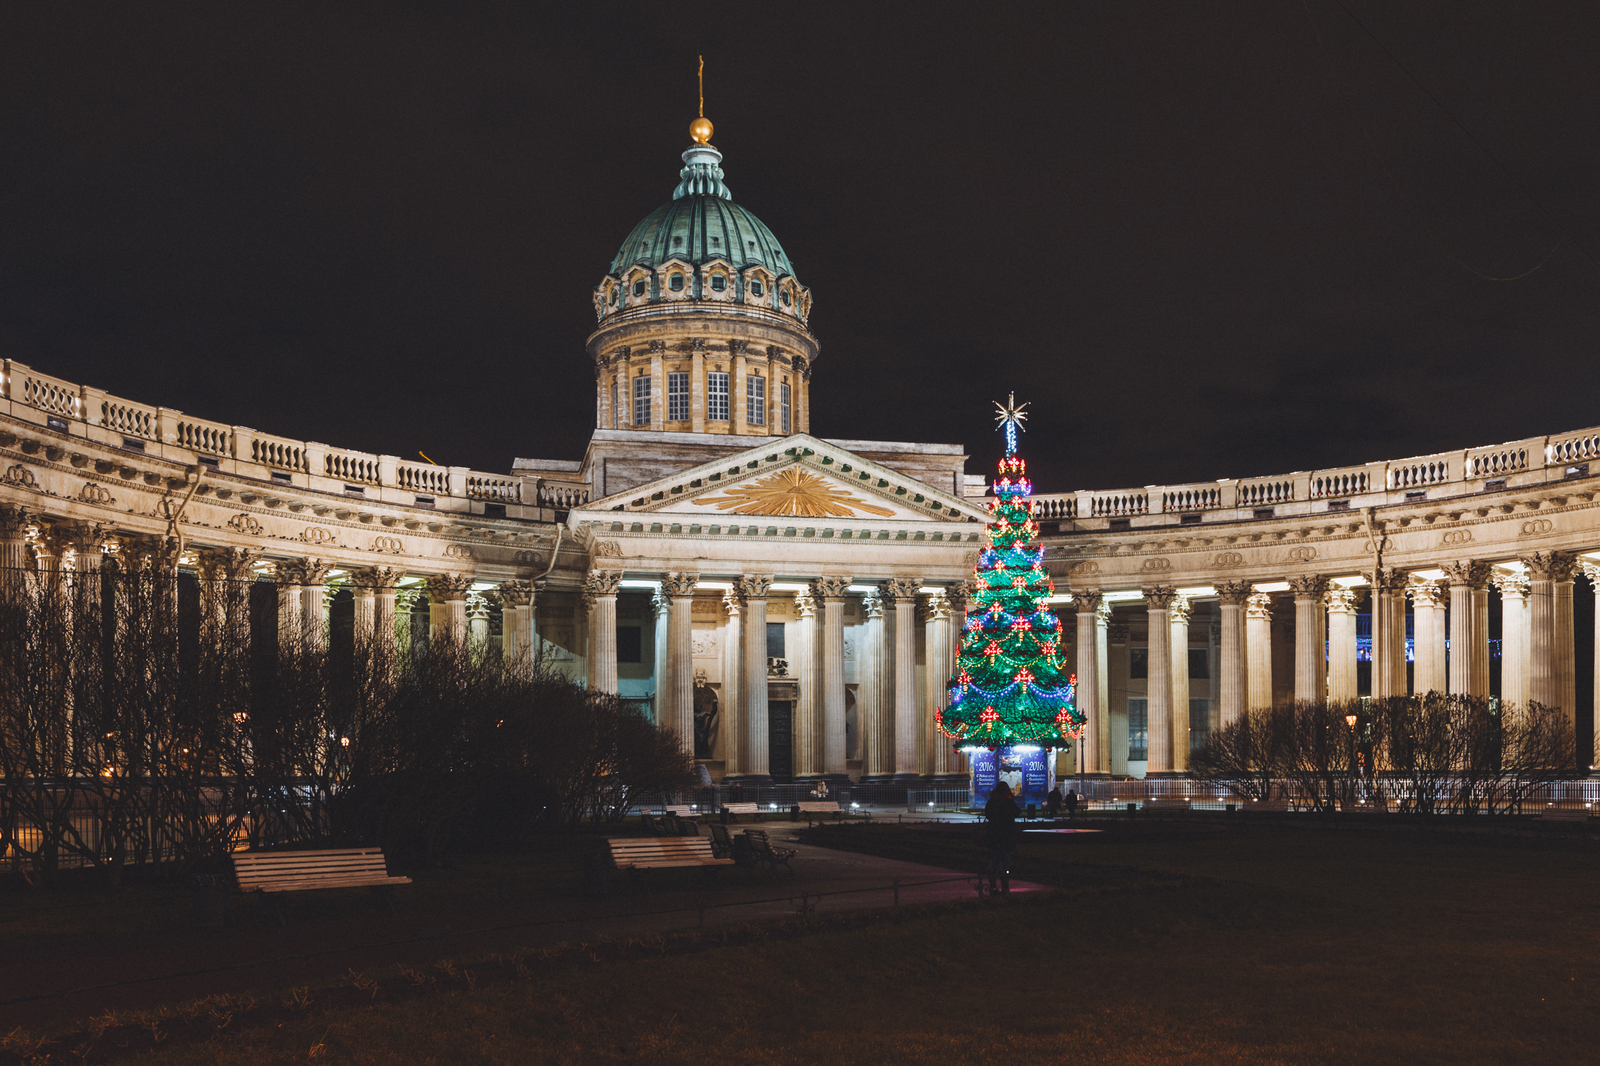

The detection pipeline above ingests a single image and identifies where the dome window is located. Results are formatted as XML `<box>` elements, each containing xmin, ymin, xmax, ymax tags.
<box><xmin>609</xmin><ymin>289</ymin><xmax>618</xmax><ymax>306</ymax></box>
<box><xmin>711</xmin><ymin>275</ymin><xmax>727</xmax><ymax>292</ymax></box>
<box><xmin>711</xmin><ymin>236</ymin><xmax>721</xmax><ymax>247</ymax></box>
<box><xmin>780</xmin><ymin>289</ymin><xmax>791</xmax><ymax>307</ymax></box>
<box><xmin>673</xmin><ymin>236</ymin><xmax>683</xmax><ymax>247</ymax></box>
<box><xmin>669</xmin><ymin>274</ymin><xmax>685</xmax><ymax>292</ymax></box>
<box><xmin>633</xmin><ymin>279</ymin><xmax>647</xmax><ymax>297</ymax></box>
<box><xmin>749</xmin><ymin>280</ymin><xmax>764</xmax><ymax>297</ymax></box>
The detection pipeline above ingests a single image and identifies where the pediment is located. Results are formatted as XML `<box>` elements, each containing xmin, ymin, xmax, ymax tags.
<box><xmin>576</xmin><ymin>435</ymin><xmax>982</xmax><ymax>525</ymax></box>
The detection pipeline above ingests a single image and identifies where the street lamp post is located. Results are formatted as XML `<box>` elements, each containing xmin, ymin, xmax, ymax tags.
<box><xmin>1345</xmin><ymin>713</ymin><xmax>1359</xmax><ymax>810</ymax></box>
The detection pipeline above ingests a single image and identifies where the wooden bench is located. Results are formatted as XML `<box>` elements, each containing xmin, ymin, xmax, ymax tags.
<box><xmin>232</xmin><ymin>848</ymin><xmax>410</xmax><ymax>921</ymax></box>
<box><xmin>607</xmin><ymin>837</ymin><xmax>735</xmax><ymax>870</ymax></box>
<box><xmin>1535</xmin><ymin>807</ymin><xmax>1592</xmax><ymax>822</ymax></box>
<box><xmin>798</xmin><ymin>800</ymin><xmax>842</xmax><ymax>822</ymax></box>
<box><xmin>741</xmin><ymin>829</ymin><xmax>796</xmax><ymax>874</ymax></box>
<box><xmin>722</xmin><ymin>802</ymin><xmax>764</xmax><ymax>821</ymax></box>
<box><xmin>664</xmin><ymin>805</ymin><xmax>700</xmax><ymax>819</ymax></box>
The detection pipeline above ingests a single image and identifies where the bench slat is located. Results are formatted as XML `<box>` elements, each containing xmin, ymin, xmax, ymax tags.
<box><xmin>607</xmin><ymin>836</ymin><xmax>733</xmax><ymax>869</ymax></box>
<box><xmin>233</xmin><ymin>848</ymin><xmax>406</xmax><ymax>894</ymax></box>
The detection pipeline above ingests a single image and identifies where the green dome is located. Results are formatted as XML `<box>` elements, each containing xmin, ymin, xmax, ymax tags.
<box><xmin>606</xmin><ymin>144</ymin><xmax>798</xmax><ymax>282</ymax></box>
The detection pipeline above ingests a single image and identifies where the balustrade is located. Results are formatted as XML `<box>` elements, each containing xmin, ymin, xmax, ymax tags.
<box><xmin>1468</xmin><ymin>440</ymin><xmax>1534</xmax><ymax>478</ymax></box>
<box><xmin>537</xmin><ymin>481</ymin><xmax>590</xmax><ymax>507</ymax></box>
<box><xmin>1090</xmin><ymin>492</ymin><xmax>1148</xmax><ymax>517</ymax></box>
<box><xmin>1030</xmin><ymin>493</ymin><xmax>1076</xmax><ymax>520</ymax></box>
<box><xmin>102</xmin><ymin>399</ymin><xmax>158</xmax><ymax>440</ymax></box>
<box><xmin>1236</xmin><ymin>479</ymin><xmax>1293</xmax><ymax>507</ymax></box>
<box><xmin>175</xmin><ymin>417</ymin><xmax>232</xmax><ymax>455</ymax></box>
<box><xmin>1548</xmin><ymin>433</ymin><xmax>1600</xmax><ymax>466</ymax></box>
<box><xmin>466</xmin><ymin>475</ymin><xmax>521</xmax><ymax>502</ymax></box>
<box><xmin>250</xmin><ymin>431</ymin><xmax>310</xmax><ymax>473</ymax></box>
<box><xmin>396</xmin><ymin>462</ymin><xmax>449</xmax><ymax>495</ymax></box>
<box><xmin>1388</xmin><ymin>455</ymin><xmax>1451</xmax><ymax>489</ymax></box>
<box><xmin>1309</xmin><ymin>468</ymin><xmax>1369</xmax><ymax>498</ymax></box>
<box><xmin>324</xmin><ymin>447</ymin><xmax>382</xmax><ymax>485</ymax></box>
<box><xmin>1161</xmin><ymin>486</ymin><xmax>1220</xmax><ymax>512</ymax></box>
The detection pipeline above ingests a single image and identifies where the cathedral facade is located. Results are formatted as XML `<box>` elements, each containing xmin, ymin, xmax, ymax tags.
<box><xmin>3</xmin><ymin>119</ymin><xmax>1599</xmax><ymax>786</ymax></box>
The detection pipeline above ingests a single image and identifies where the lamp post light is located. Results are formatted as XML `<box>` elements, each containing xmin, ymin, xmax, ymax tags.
<box><xmin>1345</xmin><ymin>713</ymin><xmax>1359</xmax><ymax>809</ymax></box>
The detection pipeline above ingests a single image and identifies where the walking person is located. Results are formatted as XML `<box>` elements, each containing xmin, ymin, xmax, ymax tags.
<box><xmin>982</xmin><ymin>781</ymin><xmax>1022</xmax><ymax>896</ymax></box>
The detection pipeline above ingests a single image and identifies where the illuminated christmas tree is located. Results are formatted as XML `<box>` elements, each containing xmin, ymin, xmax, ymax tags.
<box><xmin>939</xmin><ymin>393</ymin><xmax>1083</xmax><ymax>752</ymax></box>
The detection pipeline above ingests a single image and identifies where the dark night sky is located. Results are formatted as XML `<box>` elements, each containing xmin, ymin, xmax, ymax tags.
<box><xmin>2</xmin><ymin>3</ymin><xmax>1597</xmax><ymax>494</ymax></box>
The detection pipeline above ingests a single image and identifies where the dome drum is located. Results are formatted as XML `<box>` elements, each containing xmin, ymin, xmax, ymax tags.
<box><xmin>589</xmin><ymin>131</ymin><xmax>818</xmax><ymax>440</ymax></box>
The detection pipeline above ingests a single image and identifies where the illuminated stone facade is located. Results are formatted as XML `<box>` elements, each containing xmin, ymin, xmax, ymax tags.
<box><xmin>3</xmin><ymin>125</ymin><xmax>1599</xmax><ymax>784</ymax></box>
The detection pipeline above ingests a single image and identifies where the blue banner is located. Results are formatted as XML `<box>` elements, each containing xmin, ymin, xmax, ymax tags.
<box><xmin>970</xmin><ymin>746</ymin><xmax>1055</xmax><ymax>807</ymax></box>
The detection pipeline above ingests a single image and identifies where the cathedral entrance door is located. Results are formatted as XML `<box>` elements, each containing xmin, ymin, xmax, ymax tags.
<box><xmin>768</xmin><ymin>700</ymin><xmax>794</xmax><ymax>783</ymax></box>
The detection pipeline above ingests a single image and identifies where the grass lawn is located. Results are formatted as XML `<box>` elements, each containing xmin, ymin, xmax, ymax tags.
<box><xmin>4</xmin><ymin>815</ymin><xmax>1598</xmax><ymax>1064</ymax></box>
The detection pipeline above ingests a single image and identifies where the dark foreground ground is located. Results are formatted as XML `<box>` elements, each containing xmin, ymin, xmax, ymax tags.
<box><xmin>3</xmin><ymin>812</ymin><xmax>1598</xmax><ymax>1064</ymax></box>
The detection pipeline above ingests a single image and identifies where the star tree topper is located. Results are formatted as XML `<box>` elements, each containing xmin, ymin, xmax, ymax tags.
<box><xmin>995</xmin><ymin>392</ymin><xmax>1029</xmax><ymax>456</ymax></box>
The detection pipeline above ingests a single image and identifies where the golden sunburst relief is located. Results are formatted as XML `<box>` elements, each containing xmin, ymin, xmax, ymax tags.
<box><xmin>693</xmin><ymin>467</ymin><xmax>898</xmax><ymax>518</ymax></box>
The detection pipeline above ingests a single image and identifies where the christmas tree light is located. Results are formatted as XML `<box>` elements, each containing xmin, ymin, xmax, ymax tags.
<box><xmin>939</xmin><ymin>393</ymin><xmax>1084</xmax><ymax>750</ymax></box>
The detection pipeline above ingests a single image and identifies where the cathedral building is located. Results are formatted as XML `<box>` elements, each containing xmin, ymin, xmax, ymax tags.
<box><xmin>3</xmin><ymin>116</ymin><xmax>1599</xmax><ymax>786</ymax></box>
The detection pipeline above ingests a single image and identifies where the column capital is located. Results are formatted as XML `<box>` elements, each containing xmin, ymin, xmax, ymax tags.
<box><xmin>1216</xmin><ymin>580</ymin><xmax>1252</xmax><ymax>605</ymax></box>
<box><xmin>497</xmin><ymin>577</ymin><xmax>534</xmax><ymax>607</ymax></box>
<box><xmin>1072</xmin><ymin>587</ymin><xmax>1104</xmax><ymax>612</ymax></box>
<box><xmin>1442</xmin><ymin>560</ymin><xmax>1492</xmax><ymax>589</ymax></box>
<box><xmin>1522</xmin><ymin>551</ymin><xmax>1575</xmax><ymax>581</ymax></box>
<box><xmin>662</xmin><ymin>571</ymin><xmax>698</xmax><ymax>597</ymax></box>
<box><xmin>1369</xmin><ymin>567</ymin><xmax>1409</xmax><ymax>591</ymax></box>
<box><xmin>1288</xmin><ymin>574</ymin><xmax>1329</xmax><ymax>598</ymax></box>
<box><xmin>1106</xmin><ymin>622</ymin><xmax>1130</xmax><ymax>643</ymax></box>
<box><xmin>945</xmin><ymin>582</ymin><xmax>972</xmax><ymax>614</ymax></box>
<box><xmin>65</xmin><ymin>520</ymin><xmax>116</xmax><ymax>559</ymax></box>
<box><xmin>882</xmin><ymin>576</ymin><xmax>922</xmax><ymax>603</ymax></box>
<box><xmin>1582</xmin><ymin>561</ymin><xmax>1600</xmax><ymax>586</ymax></box>
<box><xmin>810</xmin><ymin>575</ymin><xmax>852</xmax><ymax>600</ymax></box>
<box><xmin>861</xmin><ymin>588</ymin><xmax>885</xmax><ymax>619</ymax></box>
<box><xmin>736</xmin><ymin>574</ymin><xmax>773</xmax><ymax>600</ymax></box>
<box><xmin>353</xmin><ymin>565</ymin><xmax>402</xmax><ymax>592</ymax></box>
<box><xmin>1169</xmin><ymin>594</ymin><xmax>1193</xmax><ymax>625</ymax></box>
<box><xmin>584</xmin><ymin>568</ymin><xmax>622</xmax><ymax>597</ymax></box>
<box><xmin>721</xmin><ymin>587</ymin><xmax>741</xmax><ymax>617</ymax></box>
<box><xmin>0</xmin><ymin>503</ymin><xmax>31</xmax><ymax>538</ymax></box>
<box><xmin>920</xmin><ymin>587</ymin><xmax>952</xmax><ymax>622</ymax></box>
<box><xmin>794</xmin><ymin>584</ymin><xmax>818</xmax><ymax>618</ymax></box>
<box><xmin>467</xmin><ymin>591</ymin><xmax>492</xmax><ymax>621</ymax></box>
<box><xmin>1408</xmin><ymin>579</ymin><xmax>1444</xmax><ymax>609</ymax></box>
<box><xmin>1142</xmin><ymin>585</ymin><xmax>1177</xmax><ymax>609</ymax></box>
<box><xmin>1246</xmin><ymin>590</ymin><xmax>1274</xmax><ymax>619</ymax></box>
<box><xmin>1492</xmin><ymin>568</ymin><xmax>1530</xmax><ymax>598</ymax></box>
<box><xmin>428</xmin><ymin>573</ymin><xmax>474</xmax><ymax>602</ymax></box>
<box><xmin>1325</xmin><ymin>586</ymin><xmax>1360</xmax><ymax>614</ymax></box>
<box><xmin>652</xmin><ymin>587</ymin><xmax>671</xmax><ymax>619</ymax></box>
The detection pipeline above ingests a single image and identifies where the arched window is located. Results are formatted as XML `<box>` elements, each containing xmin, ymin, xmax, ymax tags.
<box><xmin>669</xmin><ymin>274</ymin><xmax>685</xmax><ymax>292</ymax></box>
<box><xmin>749</xmin><ymin>280</ymin><xmax>764</xmax><ymax>297</ymax></box>
<box><xmin>711</xmin><ymin>274</ymin><xmax>727</xmax><ymax>292</ymax></box>
<box><xmin>633</xmin><ymin>279</ymin><xmax>647</xmax><ymax>297</ymax></box>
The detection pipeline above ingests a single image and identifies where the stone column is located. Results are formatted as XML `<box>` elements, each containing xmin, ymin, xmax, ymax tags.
<box><xmin>1443</xmin><ymin>561</ymin><xmax>1491</xmax><ymax>697</ymax></box>
<box><xmin>351</xmin><ymin>579</ymin><xmax>376</xmax><ymax>650</ymax></box>
<box><xmin>427</xmin><ymin>574</ymin><xmax>473</xmax><ymax>650</ymax></box>
<box><xmin>1074</xmin><ymin>590</ymin><xmax>1105</xmax><ymax>776</ymax></box>
<box><xmin>858</xmin><ymin>588</ymin><xmax>889</xmax><ymax>780</ymax></box>
<box><xmin>1494</xmin><ymin>570</ymin><xmax>1531</xmax><ymax>710</ymax></box>
<box><xmin>922</xmin><ymin>588</ymin><xmax>954</xmax><ymax>780</ymax></box>
<box><xmin>467</xmin><ymin>592</ymin><xmax>492</xmax><ymax>650</ymax></box>
<box><xmin>1326</xmin><ymin>586</ymin><xmax>1360</xmax><ymax>702</ymax></box>
<box><xmin>885</xmin><ymin>577</ymin><xmax>922</xmax><ymax>781</ymax></box>
<box><xmin>813</xmin><ymin>576</ymin><xmax>852</xmax><ymax>780</ymax></box>
<box><xmin>1585</xmin><ymin>562</ymin><xmax>1600</xmax><ymax>764</ymax></box>
<box><xmin>498</xmin><ymin>579</ymin><xmax>535</xmax><ymax>668</ymax></box>
<box><xmin>1288</xmin><ymin>576</ymin><xmax>1328</xmax><ymax>704</ymax></box>
<box><xmin>1523</xmin><ymin>552</ymin><xmax>1577</xmax><ymax>726</ymax></box>
<box><xmin>937</xmin><ymin>584</ymin><xmax>971</xmax><ymax>781</ymax></box>
<box><xmin>791</xmin><ymin>585</ymin><xmax>819</xmax><ymax>778</ymax></box>
<box><xmin>1370</xmin><ymin>568</ymin><xmax>1409</xmax><ymax>697</ymax></box>
<box><xmin>1409</xmin><ymin>580</ymin><xmax>1446</xmax><ymax>696</ymax></box>
<box><xmin>1169</xmin><ymin>594</ymin><xmax>1192</xmax><ymax>772</ymax></box>
<box><xmin>1246</xmin><ymin>590</ymin><xmax>1275</xmax><ymax>712</ymax></box>
<box><xmin>1143</xmin><ymin>586</ymin><xmax>1176</xmax><ymax>775</ymax></box>
<box><xmin>0</xmin><ymin>504</ymin><xmax>30</xmax><ymax>596</ymax></box>
<box><xmin>721</xmin><ymin>588</ymin><xmax>743</xmax><ymax>776</ymax></box>
<box><xmin>275</xmin><ymin>561</ymin><xmax>305</xmax><ymax>647</ymax></box>
<box><xmin>736</xmin><ymin>575</ymin><xmax>772</xmax><ymax>781</ymax></box>
<box><xmin>1217</xmin><ymin>582</ymin><xmax>1250</xmax><ymax>728</ymax></box>
<box><xmin>661</xmin><ymin>573</ymin><xmax>698</xmax><ymax>758</ymax></box>
<box><xmin>394</xmin><ymin>585</ymin><xmax>420</xmax><ymax>659</ymax></box>
<box><xmin>581</xmin><ymin>570</ymin><xmax>620</xmax><ymax>693</ymax></box>
<box><xmin>1096</xmin><ymin>601</ymin><xmax>1112</xmax><ymax>773</ymax></box>
<box><xmin>294</xmin><ymin>560</ymin><xmax>330</xmax><ymax>653</ymax></box>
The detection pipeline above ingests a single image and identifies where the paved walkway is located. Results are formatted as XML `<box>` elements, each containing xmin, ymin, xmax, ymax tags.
<box><xmin>0</xmin><ymin>833</ymin><xmax>1045</xmax><ymax>1029</ymax></box>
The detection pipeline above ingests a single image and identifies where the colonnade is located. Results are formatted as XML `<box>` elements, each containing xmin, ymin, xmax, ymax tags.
<box><xmin>1070</xmin><ymin>550</ymin><xmax>1599</xmax><ymax>778</ymax></box>
<box><xmin>582</xmin><ymin>570</ymin><xmax>969</xmax><ymax>781</ymax></box>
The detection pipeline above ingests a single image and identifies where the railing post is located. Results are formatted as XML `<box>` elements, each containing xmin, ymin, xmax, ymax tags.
<box><xmin>231</xmin><ymin>426</ymin><xmax>256</xmax><ymax>462</ymax></box>
<box><xmin>448</xmin><ymin>465</ymin><xmax>469</xmax><ymax>498</ymax></box>
<box><xmin>304</xmin><ymin>441</ymin><xmax>329</xmax><ymax>479</ymax></box>
<box><xmin>378</xmin><ymin>454</ymin><xmax>399</xmax><ymax>488</ymax></box>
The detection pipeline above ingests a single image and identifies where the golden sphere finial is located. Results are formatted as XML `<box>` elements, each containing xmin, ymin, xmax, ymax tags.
<box><xmin>689</xmin><ymin>117</ymin><xmax>714</xmax><ymax>145</ymax></box>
